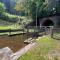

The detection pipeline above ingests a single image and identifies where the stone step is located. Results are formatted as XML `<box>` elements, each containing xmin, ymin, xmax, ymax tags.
<box><xmin>24</xmin><ymin>38</ymin><xmax>35</xmax><ymax>44</ymax></box>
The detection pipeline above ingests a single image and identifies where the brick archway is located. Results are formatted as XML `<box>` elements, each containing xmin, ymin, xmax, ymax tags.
<box><xmin>41</xmin><ymin>19</ymin><xmax>54</xmax><ymax>26</ymax></box>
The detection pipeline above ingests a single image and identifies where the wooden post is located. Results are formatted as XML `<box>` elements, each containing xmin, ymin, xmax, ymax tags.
<box><xmin>27</xmin><ymin>27</ymin><xmax>29</xmax><ymax>39</ymax></box>
<box><xmin>44</xmin><ymin>27</ymin><xmax>46</xmax><ymax>35</ymax></box>
<box><xmin>51</xmin><ymin>27</ymin><xmax>53</xmax><ymax>38</ymax></box>
<box><xmin>9</xmin><ymin>29</ymin><xmax>11</xmax><ymax>35</ymax></box>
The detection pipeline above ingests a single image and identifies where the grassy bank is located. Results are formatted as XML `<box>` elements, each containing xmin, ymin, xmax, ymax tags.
<box><xmin>0</xmin><ymin>25</ymin><xmax>21</xmax><ymax>30</ymax></box>
<box><xmin>18</xmin><ymin>36</ymin><xmax>60</xmax><ymax>60</ymax></box>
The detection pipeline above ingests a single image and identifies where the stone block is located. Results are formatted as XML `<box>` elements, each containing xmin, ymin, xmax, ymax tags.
<box><xmin>0</xmin><ymin>47</ymin><xmax>13</xmax><ymax>60</ymax></box>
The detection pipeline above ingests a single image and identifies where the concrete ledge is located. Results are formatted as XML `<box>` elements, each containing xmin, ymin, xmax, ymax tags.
<box><xmin>11</xmin><ymin>42</ymin><xmax>36</xmax><ymax>60</ymax></box>
<box><xmin>0</xmin><ymin>43</ymin><xmax>36</xmax><ymax>60</ymax></box>
<box><xmin>24</xmin><ymin>38</ymin><xmax>35</xmax><ymax>44</ymax></box>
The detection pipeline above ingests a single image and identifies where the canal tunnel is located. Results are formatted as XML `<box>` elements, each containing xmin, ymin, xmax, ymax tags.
<box><xmin>41</xmin><ymin>19</ymin><xmax>54</xmax><ymax>26</ymax></box>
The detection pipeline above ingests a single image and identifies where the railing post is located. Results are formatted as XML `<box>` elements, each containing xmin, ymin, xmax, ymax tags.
<box><xmin>27</xmin><ymin>27</ymin><xmax>29</xmax><ymax>39</ymax></box>
<box><xmin>51</xmin><ymin>26</ymin><xmax>53</xmax><ymax>38</ymax></box>
<box><xmin>9</xmin><ymin>29</ymin><xmax>11</xmax><ymax>35</ymax></box>
<box><xmin>44</xmin><ymin>26</ymin><xmax>46</xmax><ymax>35</ymax></box>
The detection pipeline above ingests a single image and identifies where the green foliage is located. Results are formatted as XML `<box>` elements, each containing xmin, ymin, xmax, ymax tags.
<box><xmin>29</xmin><ymin>1</ymin><xmax>36</xmax><ymax>19</ymax></box>
<box><xmin>15</xmin><ymin>0</ymin><xmax>47</xmax><ymax>19</ymax></box>
<box><xmin>15</xmin><ymin>0</ymin><xmax>27</xmax><ymax>16</ymax></box>
<box><xmin>29</xmin><ymin>0</ymin><xmax>47</xmax><ymax>18</ymax></box>
<box><xmin>56</xmin><ymin>1</ymin><xmax>60</xmax><ymax>13</ymax></box>
<box><xmin>1</xmin><ymin>12</ymin><xmax>18</xmax><ymax>22</ymax></box>
<box><xmin>0</xmin><ymin>2</ymin><xmax>6</xmax><ymax>13</ymax></box>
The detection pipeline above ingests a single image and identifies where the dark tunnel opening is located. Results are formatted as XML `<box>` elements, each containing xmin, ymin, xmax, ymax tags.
<box><xmin>42</xmin><ymin>19</ymin><xmax>54</xmax><ymax>26</ymax></box>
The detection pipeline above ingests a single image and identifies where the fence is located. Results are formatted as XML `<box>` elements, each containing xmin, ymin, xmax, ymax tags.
<box><xmin>51</xmin><ymin>28</ymin><xmax>60</xmax><ymax>40</ymax></box>
<box><xmin>0</xmin><ymin>26</ymin><xmax>55</xmax><ymax>60</ymax></box>
<box><xmin>26</xmin><ymin>26</ymin><xmax>52</xmax><ymax>39</ymax></box>
<box><xmin>0</xmin><ymin>29</ymin><xmax>25</xmax><ymax>36</ymax></box>
<box><xmin>26</xmin><ymin>26</ymin><xmax>60</xmax><ymax>40</ymax></box>
<box><xmin>0</xmin><ymin>26</ymin><xmax>53</xmax><ymax>52</ymax></box>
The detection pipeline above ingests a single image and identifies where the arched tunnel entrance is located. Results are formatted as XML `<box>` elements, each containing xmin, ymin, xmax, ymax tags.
<box><xmin>41</xmin><ymin>19</ymin><xmax>54</xmax><ymax>26</ymax></box>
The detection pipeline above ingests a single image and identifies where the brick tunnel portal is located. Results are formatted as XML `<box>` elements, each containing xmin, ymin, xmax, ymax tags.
<box><xmin>41</xmin><ymin>19</ymin><xmax>54</xmax><ymax>26</ymax></box>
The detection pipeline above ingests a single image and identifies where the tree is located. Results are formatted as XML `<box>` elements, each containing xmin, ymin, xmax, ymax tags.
<box><xmin>56</xmin><ymin>1</ymin><xmax>60</xmax><ymax>14</ymax></box>
<box><xmin>15</xmin><ymin>0</ymin><xmax>47</xmax><ymax>18</ymax></box>
<box><xmin>27</xmin><ymin>0</ymin><xmax>47</xmax><ymax>19</ymax></box>
<box><xmin>0</xmin><ymin>2</ymin><xmax>6</xmax><ymax>13</ymax></box>
<box><xmin>15</xmin><ymin>0</ymin><xmax>27</xmax><ymax>15</ymax></box>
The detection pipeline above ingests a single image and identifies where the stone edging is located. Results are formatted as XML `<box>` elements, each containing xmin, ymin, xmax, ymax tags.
<box><xmin>11</xmin><ymin>42</ymin><xmax>36</xmax><ymax>60</ymax></box>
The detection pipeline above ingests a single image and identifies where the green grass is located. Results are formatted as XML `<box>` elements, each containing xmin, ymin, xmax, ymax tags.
<box><xmin>0</xmin><ymin>24</ymin><xmax>22</xmax><ymax>30</ymax></box>
<box><xmin>18</xmin><ymin>36</ymin><xmax>56</xmax><ymax>60</ymax></box>
<box><xmin>0</xmin><ymin>24</ymin><xmax>22</xmax><ymax>35</ymax></box>
<box><xmin>0</xmin><ymin>12</ymin><xmax>33</xmax><ymax>30</ymax></box>
<box><xmin>53</xmin><ymin>32</ymin><xmax>60</xmax><ymax>39</ymax></box>
<box><xmin>0</xmin><ymin>25</ymin><xmax>18</xmax><ymax>30</ymax></box>
<box><xmin>0</xmin><ymin>26</ymin><xmax>10</xmax><ymax>30</ymax></box>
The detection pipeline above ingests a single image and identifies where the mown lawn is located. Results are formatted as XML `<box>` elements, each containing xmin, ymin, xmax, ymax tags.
<box><xmin>0</xmin><ymin>25</ymin><xmax>22</xmax><ymax>35</ymax></box>
<box><xmin>0</xmin><ymin>26</ymin><xmax>10</xmax><ymax>30</ymax></box>
<box><xmin>18</xmin><ymin>36</ymin><xmax>60</xmax><ymax>60</ymax></box>
<box><xmin>0</xmin><ymin>25</ymin><xmax>22</xmax><ymax>30</ymax></box>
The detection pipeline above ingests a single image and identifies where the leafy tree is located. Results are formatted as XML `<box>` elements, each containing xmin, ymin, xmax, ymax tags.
<box><xmin>27</xmin><ymin>0</ymin><xmax>47</xmax><ymax>19</ymax></box>
<box><xmin>15</xmin><ymin>0</ymin><xmax>27</xmax><ymax>16</ymax></box>
<box><xmin>15</xmin><ymin>0</ymin><xmax>47</xmax><ymax>18</ymax></box>
<box><xmin>0</xmin><ymin>2</ymin><xmax>6</xmax><ymax>13</ymax></box>
<box><xmin>56</xmin><ymin>1</ymin><xmax>60</xmax><ymax>14</ymax></box>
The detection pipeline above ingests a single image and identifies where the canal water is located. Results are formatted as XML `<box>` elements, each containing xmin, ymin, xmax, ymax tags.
<box><xmin>0</xmin><ymin>34</ymin><xmax>28</xmax><ymax>52</ymax></box>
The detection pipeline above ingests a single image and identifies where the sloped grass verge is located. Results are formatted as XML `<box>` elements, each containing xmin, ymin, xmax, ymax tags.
<box><xmin>18</xmin><ymin>36</ymin><xmax>57</xmax><ymax>60</ymax></box>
